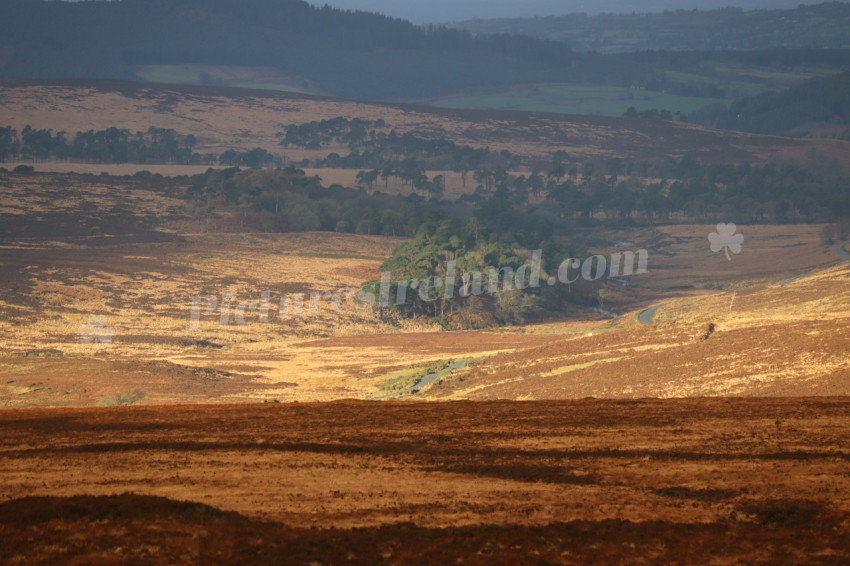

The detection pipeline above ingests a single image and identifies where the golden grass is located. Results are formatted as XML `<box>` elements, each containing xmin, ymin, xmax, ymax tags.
<box><xmin>540</xmin><ymin>357</ymin><xmax>623</xmax><ymax>377</ymax></box>
<box><xmin>3</xmin><ymin>83</ymin><xmax>847</xmax><ymax>171</ymax></box>
<box><xmin>2</xmin><ymin>172</ymin><xmax>849</xmax><ymax>405</ymax></box>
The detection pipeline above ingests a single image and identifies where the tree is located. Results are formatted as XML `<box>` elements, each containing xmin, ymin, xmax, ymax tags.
<box><xmin>356</xmin><ymin>169</ymin><xmax>380</xmax><ymax>191</ymax></box>
<box><xmin>549</xmin><ymin>150</ymin><xmax>568</xmax><ymax>182</ymax></box>
<box><xmin>430</xmin><ymin>174</ymin><xmax>446</xmax><ymax>198</ymax></box>
<box><xmin>0</xmin><ymin>127</ymin><xmax>17</xmax><ymax>161</ymax></box>
<box><xmin>528</xmin><ymin>173</ymin><xmax>545</xmax><ymax>200</ymax></box>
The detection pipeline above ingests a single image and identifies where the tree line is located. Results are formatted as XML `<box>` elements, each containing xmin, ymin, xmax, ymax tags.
<box><xmin>0</xmin><ymin>125</ymin><xmax>278</xmax><ymax>167</ymax></box>
<box><xmin>177</xmin><ymin>146</ymin><xmax>850</xmax><ymax>328</ymax></box>
<box><xmin>182</xmin><ymin>164</ymin><xmax>593</xmax><ymax>328</ymax></box>
<box><xmin>277</xmin><ymin>117</ymin><xmax>850</xmax><ymax>224</ymax></box>
<box><xmin>3</xmin><ymin>0</ymin><xmax>846</xmax><ymax>103</ymax></box>
<box><xmin>184</xmin><ymin>166</ymin><xmax>444</xmax><ymax>236</ymax></box>
<box><xmin>688</xmin><ymin>70</ymin><xmax>850</xmax><ymax>136</ymax></box>
<box><xmin>455</xmin><ymin>2</ymin><xmax>850</xmax><ymax>53</ymax></box>
<box><xmin>280</xmin><ymin>117</ymin><xmax>517</xmax><ymax>195</ymax></box>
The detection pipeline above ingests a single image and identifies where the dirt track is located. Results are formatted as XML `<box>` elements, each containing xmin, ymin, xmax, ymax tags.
<box><xmin>1</xmin><ymin>399</ymin><xmax>849</xmax><ymax>564</ymax></box>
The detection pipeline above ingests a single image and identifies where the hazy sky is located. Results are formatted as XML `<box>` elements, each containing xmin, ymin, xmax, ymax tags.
<box><xmin>307</xmin><ymin>0</ymin><xmax>836</xmax><ymax>24</ymax></box>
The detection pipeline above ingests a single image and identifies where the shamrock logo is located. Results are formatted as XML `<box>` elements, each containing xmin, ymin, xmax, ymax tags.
<box><xmin>709</xmin><ymin>223</ymin><xmax>744</xmax><ymax>261</ymax></box>
<box><xmin>79</xmin><ymin>315</ymin><xmax>114</xmax><ymax>352</ymax></box>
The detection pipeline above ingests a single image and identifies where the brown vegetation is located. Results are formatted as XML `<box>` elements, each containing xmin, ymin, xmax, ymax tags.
<box><xmin>0</xmin><ymin>399</ymin><xmax>848</xmax><ymax>564</ymax></box>
<box><xmin>2</xmin><ymin>79</ymin><xmax>849</xmax><ymax>168</ymax></box>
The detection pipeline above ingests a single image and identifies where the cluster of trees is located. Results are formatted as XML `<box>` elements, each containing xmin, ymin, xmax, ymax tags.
<box><xmin>280</xmin><ymin>119</ymin><xmax>517</xmax><ymax>193</ymax></box>
<box><xmin>311</xmin><ymin>133</ymin><xmax>515</xmax><ymax>173</ymax></box>
<box><xmin>356</xmin><ymin>151</ymin><xmax>849</xmax><ymax>328</ymax></box>
<box><xmin>181</xmin><ymin>162</ymin><xmax>592</xmax><ymax>329</ymax></box>
<box><xmin>622</xmin><ymin>107</ymin><xmax>687</xmax><ymax>122</ymax></box>
<box><xmin>534</xmin><ymin>153</ymin><xmax>850</xmax><ymax>224</ymax></box>
<box><xmin>689</xmin><ymin>71</ymin><xmax>850</xmax><ymax>136</ymax></box>
<box><xmin>184</xmin><ymin>166</ymin><xmax>445</xmax><ymax>235</ymax></box>
<box><xmin>359</xmin><ymin>222</ymin><xmax>578</xmax><ymax>329</ymax></box>
<box><xmin>283</xmin><ymin>118</ymin><xmax>516</xmax><ymax>167</ymax></box>
<box><xmin>178</xmin><ymin>144</ymin><xmax>849</xmax><ymax>327</ymax></box>
<box><xmin>0</xmin><ymin>125</ymin><xmax>278</xmax><ymax>167</ymax></box>
<box><xmin>349</xmin><ymin>171</ymin><xmax>627</xmax><ymax>329</ymax></box>
<box><xmin>279</xmin><ymin>117</ymin><xmax>386</xmax><ymax>149</ymax></box>
<box><xmin>0</xmin><ymin>127</ymin><xmax>15</xmax><ymax>162</ymax></box>
<box><xmin>0</xmin><ymin>125</ymin><xmax>206</xmax><ymax>164</ymax></box>
<box><xmin>218</xmin><ymin>148</ymin><xmax>280</xmax><ymax>168</ymax></box>
<box><xmin>323</xmin><ymin>143</ymin><xmax>850</xmax><ymax>226</ymax></box>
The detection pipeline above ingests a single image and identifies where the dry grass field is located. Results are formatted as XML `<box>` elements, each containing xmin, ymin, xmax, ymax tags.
<box><xmin>2</xmin><ymin>81</ymin><xmax>849</xmax><ymax>563</ymax></box>
<box><xmin>1</xmin><ymin>399</ymin><xmax>848</xmax><ymax>564</ymax></box>
<box><xmin>3</xmin><ymin>79</ymin><xmax>850</xmax><ymax>166</ymax></box>
<box><xmin>427</xmin><ymin>267</ymin><xmax>850</xmax><ymax>400</ymax></box>
<box><xmin>1</xmin><ymin>170</ymin><xmax>848</xmax><ymax>409</ymax></box>
<box><xmin>423</xmin><ymin>225</ymin><xmax>850</xmax><ymax>400</ymax></box>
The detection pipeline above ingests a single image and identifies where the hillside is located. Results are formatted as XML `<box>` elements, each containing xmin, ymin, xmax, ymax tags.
<box><xmin>2</xmin><ymin>5</ymin><xmax>849</xmax><ymax>561</ymax></box>
<box><xmin>1</xmin><ymin>399</ymin><xmax>849</xmax><ymax>563</ymax></box>
<box><xmin>1</xmin><ymin>166</ymin><xmax>848</xmax><ymax>407</ymax></box>
<box><xmin>2</xmin><ymin>79</ymin><xmax>848</xmax><ymax>166</ymax></box>
<box><xmin>1</xmin><ymin>0</ymin><xmax>847</xmax><ymax>110</ymax></box>
<box><xmin>425</xmin><ymin>261</ymin><xmax>850</xmax><ymax>400</ymax></box>
<box><xmin>0</xmin><ymin>81</ymin><xmax>848</xmax><ymax>409</ymax></box>
<box><xmin>454</xmin><ymin>2</ymin><xmax>850</xmax><ymax>53</ymax></box>
<box><xmin>691</xmin><ymin>70</ymin><xmax>850</xmax><ymax>136</ymax></box>
<box><xmin>0</xmin><ymin>0</ymin><xmax>579</xmax><ymax>100</ymax></box>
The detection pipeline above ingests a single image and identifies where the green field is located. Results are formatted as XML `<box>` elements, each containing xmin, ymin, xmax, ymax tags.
<box><xmin>424</xmin><ymin>84</ymin><xmax>726</xmax><ymax>118</ymax></box>
<box><xmin>132</xmin><ymin>65</ymin><xmax>317</xmax><ymax>94</ymax></box>
<box><xmin>666</xmin><ymin>65</ymin><xmax>838</xmax><ymax>99</ymax></box>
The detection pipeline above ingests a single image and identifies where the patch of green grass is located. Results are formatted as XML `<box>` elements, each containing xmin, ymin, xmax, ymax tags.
<box><xmin>98</xmin><ymin>390</ymin><xmax>145</xmax><ymax>407</ymax></box>
<box><xmin>425</xmin><ymin>83</ymin><xmax>725</xmax><ymax>117</ymax></box>
<box><xmin>16</xmin><ymin>349</ymin><xmax>65</xmax><ymax>358</ymax></box>
<box><xmin>373</xmin><ymin>359</ymin><xmax>455</xmax><ymax>397</ymax></box>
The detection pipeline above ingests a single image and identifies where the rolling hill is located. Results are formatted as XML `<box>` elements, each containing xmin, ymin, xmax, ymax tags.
<box><xmin>2</xmin><ymin>79</ymin><xmax>849</xmax><ymax>166</ymax></box>
<box><xmin>2</xmin><ymin>6</ymin><xmax>849</xmax><ymax>562</ymax></box>
<box><xmin>453</xmin><ymin>2</ymin><xmax>850</xmax><ymax>53</ymax></box>
<box><xmin>1</xmin><ymin>164</ymin><xmax>847</xmax><ymax>406</ymax></box>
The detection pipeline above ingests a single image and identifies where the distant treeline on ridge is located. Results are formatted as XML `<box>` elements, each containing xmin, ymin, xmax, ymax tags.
<box><xmin>0</xmin><ymin>125</ymin><xmax>277</xmax><ymax>167</ymax></box>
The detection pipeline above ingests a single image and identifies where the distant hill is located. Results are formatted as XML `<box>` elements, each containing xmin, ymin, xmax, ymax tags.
<box><xmin>314</xmin><ymin>0</ymin><xmax>838</xmax><ymax>25</ymax></box>
<box><xmin>1</xmin><ymin>0</ymin><xmax>846</xmax><ymax>106</ymax></box>
<box><xmin>0</xmin><ymin>0</ymin><xmax>579</xmax><ymax>100</ymax></box>
<box><xmin>453</xmin><ymin>2</ymin><xmax>850</xmax><ymax>53</ymax></box>
<box><xmin>2</xmin><ymin>79</ymin><xmax>845</xmax><ymax>166</ymax></box>
<box><xmin>691</xmin><ymin>71</ymin><xmax>850</xmax><ymax>136</ymax></box>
